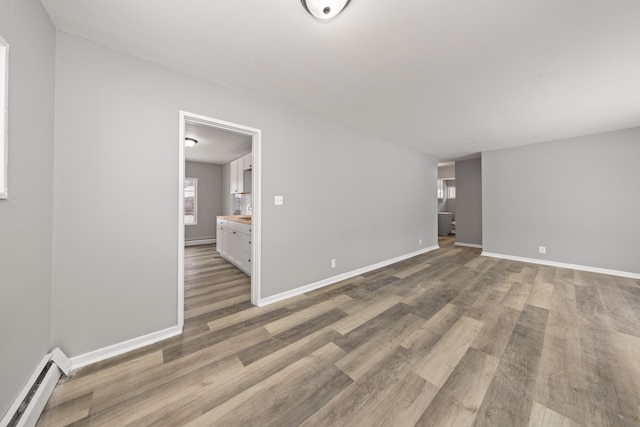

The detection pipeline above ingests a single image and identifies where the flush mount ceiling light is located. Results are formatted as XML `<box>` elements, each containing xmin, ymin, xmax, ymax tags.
<box><xmin>301</xmin><ymin>0</ymin><xmax>351</xmax><ymax>21</ymax></box>
<box><xmin>184</xmin><ymin>138</ymin><xmax>198</xmax><ymax>148</ymax></box>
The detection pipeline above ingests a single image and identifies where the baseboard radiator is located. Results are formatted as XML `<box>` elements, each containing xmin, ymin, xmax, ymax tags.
<box><xmin>1</xmin><ymin>348</ymin><xmax>70</xmax><ymax>427</ymax></box>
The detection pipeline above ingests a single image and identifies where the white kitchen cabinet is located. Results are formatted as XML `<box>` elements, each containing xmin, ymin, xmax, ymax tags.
<box><xmin>229</xmin><ymin>159</ymin><xmax>242</xmax><ymax>194</ymax></box>
<box><xmin>216</xmin><ymin>219</ymin><xmax>227</xmax><ymax>254</ymax></box>
<box><xmin>216</xmin><ymin>218</ymin><xmax>251</xmax><ymax>275</ymax></box>
<box><xmin>234</xmin><ymin>232</ymin><xmax>251</xmax><ymax>272</ymax></box>
<box><xmin>242</xmin><ymin>152</ymin><xmax>253</xmax><ymax>170</ymax></box>
<box><xmin>229</xmin><ymin>153</ymin><xmax>253</xmax><ymax>194</ymax></box>
<box><xmin>438</xmin><ymin>212</ymin><xmax>453</xmax><ymax>236</ymax></box>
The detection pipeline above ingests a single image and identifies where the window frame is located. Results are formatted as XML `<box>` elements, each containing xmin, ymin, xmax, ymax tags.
<box><xmin>184</xmin><ymin>177</ymin><xmax>198</xmax><ymax>225</ymax></box>
<box><xmin>447</xmin><ymin>184</ymin><xmax>456</xmax><ymax>199</ymax></box>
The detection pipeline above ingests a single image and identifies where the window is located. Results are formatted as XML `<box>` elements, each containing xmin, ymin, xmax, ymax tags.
<box><xmin>0</xmin><ymin>36</ymin><xmax>8</xmax><ymax>199</ymax></box>
<box><xmin>184</xmin><ymin>177</ymin><xmax>197</xmax><ymax>225</ymax></box>
<box><xmin>447</xmin><ymin>184</ymin><xmax>456</xmax><ymax>199</ymax></box>
<box><xmin>437</xmin><ymin>180</ymin><xmax>444</xmax><ymax>199</ymax></box>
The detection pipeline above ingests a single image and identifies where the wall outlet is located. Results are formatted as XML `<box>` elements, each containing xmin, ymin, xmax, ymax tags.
<box><xmin>419</xmin><ymin>238</ymin><xmax>422</xmax><ymax>245</ymax></box>
<box><xmin>274</xmin><ymin>195</ymin><xmax>283</xmax><ymax>205</ymax></box>
<box><xmin>331</xmin><ymin>259</ymin><xmax>336</xmax><ymax>269</ymax></box>
<box><xmin>539</xmin><ymin>246</ymin><xmax>547</xmax><ymax>254</ymax></box>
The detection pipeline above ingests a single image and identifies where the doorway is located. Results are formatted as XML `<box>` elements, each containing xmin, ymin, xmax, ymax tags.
<box><xmin>177</xmin><ymin>111</ymin><xmax>262</xmax><ymax>330</ymax></box>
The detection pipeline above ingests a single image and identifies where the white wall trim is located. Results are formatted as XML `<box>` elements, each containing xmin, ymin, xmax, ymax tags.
<box><xmin>481</xmin><ymin>252</ymin><xmax>640</xmax><ymax>280</ymax></box>
<box><xmin>0</xmin><ymin>36</ymin><xmax>8</xmax><ymax>200</ymax></box>
<box><xmin>257</xmin><ymin>245</ymin><xmax>439</xmax><ymax>307</ymax></box>
<box><xmin>68</xmin><ymin>325</ymin><xmax>181</xmax><ymax>371</ymax></box>
<box><xmin>177</xmin><ymin>114</ymin><xmax>186</xmax><ymax>331</ymax></box>
<box><xmin>251</xmin><ymin>127</ymin><xmax>262</xmax><ymax>305</ymax></box>
<box><xmin>185</xmin><ymin>238</ymin><xmax>216</xmax><ymax>247</ymax></box>
<box><xmin>455</xmin><ymin>242</ymin><xmax>483</xmax><ymax>249</ymax></box>
<box><xmin>1</xmin><ymin>348</ymin><xmax>69</xmax><ymax>427</ymax></box>
<box><xmin>179</xmin><ymin>111</ymin><xmax>262</xmax><ymax>310</ymax></box>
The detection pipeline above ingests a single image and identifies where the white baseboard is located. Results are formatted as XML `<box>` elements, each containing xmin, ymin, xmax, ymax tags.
<box><xmin>69</xmin><ymin>325</ymin><xmax>182</xmax><ymax>371</ymax></box>
<box><xmin>257</xmin><ymin>245</ymin><xmax>439</xmax><ymax>307</ymax></box>
<box><xmin>455</xmin><ymin>242</ymin><xmax>483</xmax><ymax>249</ymax></box>
<box><xmin>185</xmin><ymin>238</ymin><xmax>216</xmax><ymax>247</ymax></box>
<box><xmin>1</xmin><ymin>348</ymin><xmax>69</xmax><ymax>427</ymax></box>
<box><xmin>481</xmin><ymin>252</ymin><xmax>640</xmax><ymax>280</ymax></box>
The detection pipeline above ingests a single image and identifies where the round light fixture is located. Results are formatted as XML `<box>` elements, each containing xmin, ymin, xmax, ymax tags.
<box><xmin>301</xmin><ymin>0</ymin><xmax>351</xmax><ymax>21</ymax></box>
<box><xmin>185</xmin><ymin>138</ymin><xmax>198</xmax><ymax>148</ymax></box>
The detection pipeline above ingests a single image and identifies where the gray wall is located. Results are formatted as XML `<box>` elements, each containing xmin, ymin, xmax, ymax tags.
<box><xmin>51</xmin><ymin>32</ymin><xmax>438</xmax><ymax>357</ymax></box>
<box><xmin>0</xmin><ymin>0</ymin><xmax>56</xmax><ymax>416</ymax></box>
<box><xmin>222</xmin><ymin>162</ymin><xmax>231</xmax><ymax>215</ymax></box>
<box><xmin>185</xmin><ymin>161</ymin><xmax>223</xmax><ymax>241</ymax></box>
<box><xmin>455</xmin><ymin>159</ymin><xmax>482</xmax><ymax>246</ymax></box>
<box><xmin>483</xmin><ymin>127</ymin><xmax>640</xmax><ymax>274</ymax></box>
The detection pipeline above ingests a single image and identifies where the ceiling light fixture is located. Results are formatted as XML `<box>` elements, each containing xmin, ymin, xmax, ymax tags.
<box><xmin>184</xmin><ymin>138</ymin><xmax>198</xmax><ymax>148</ymax></box>
<box><xmin>301</xmin><ymin>0</ymin><xmax>351</xmax><ymax>21</ymax></box>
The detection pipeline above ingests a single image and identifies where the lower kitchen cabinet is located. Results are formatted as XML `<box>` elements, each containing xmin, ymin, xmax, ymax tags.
<box><xmin>216</xmin><ymin>218</ymin><xmax>251</xmax><ymax>276</ymax></box>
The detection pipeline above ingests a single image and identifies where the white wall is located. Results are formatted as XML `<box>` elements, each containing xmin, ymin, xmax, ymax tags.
<box><xmin>0</xmin><ymin>0</ymin><xmax>56</xmax><ymax>417</ymax></box>
<box><xmin>483</xmin><ymin>127</ymin><xmax>640</xmax><ymax>274</ymax></box>
<box><xmin>185</xmin><ymin>161</ymin><xmax>223</xmax><ymax>242</ymax></box>
<box><xmin>52</xmin><ymin>32</ymin><xmax>438</xmax><ymax>358</ymax></box>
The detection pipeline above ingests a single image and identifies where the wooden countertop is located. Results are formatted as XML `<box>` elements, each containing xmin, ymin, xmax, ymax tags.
<box><xmin>217</xmin><ymin>215</ymin><xmax>252</xmax><ymax>225</ymax></box>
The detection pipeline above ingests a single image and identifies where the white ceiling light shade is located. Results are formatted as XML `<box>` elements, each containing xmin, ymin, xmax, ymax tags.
<box><xmin>301</xmin><ymin>0</ymin><xmax>351</xmax><ymax>20</ymax></box>
<box><xmin>184</xmin><ymin>138</ymin><xmax>198</xmax><ymax>148</ymax></box>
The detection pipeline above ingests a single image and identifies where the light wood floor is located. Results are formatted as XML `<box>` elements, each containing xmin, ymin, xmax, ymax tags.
<box><xmin>37</xmin><ymin>238</ymin><xmax>640</xmax><ymax>426</ymax></box>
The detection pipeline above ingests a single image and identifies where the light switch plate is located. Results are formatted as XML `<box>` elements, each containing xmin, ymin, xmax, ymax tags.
<box><xmin>275</xmin><ymin>195</ymin><xmax>284</xmax><ymax>206</ymax></box>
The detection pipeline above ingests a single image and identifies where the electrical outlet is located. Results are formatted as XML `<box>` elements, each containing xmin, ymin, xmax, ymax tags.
<box><xmin>274</xmin><ymin>195</ymin><xmax>283</xmax><ymax>205</ymax></box>
<box><xmin>331</xmin><ymin>259</ymin><xmax>336</xmax><ymax>268</ymax></box>
<box><xmin>539</xmin><ymin>246</ymin><xmax>547</xmax><ymax>254</ymax></box>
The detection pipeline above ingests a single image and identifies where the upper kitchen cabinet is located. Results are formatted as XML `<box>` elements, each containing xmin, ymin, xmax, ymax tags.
<box><xmin>230</xmin><ymin>152</ymin><xmax>252</xmax><ymax>194</ymax></box>
<box><xmin>242</xmin><ymin>152</ymin><xmax>253</xmax><ymax>170</ymax></box>
<box><xmin>230</xmin><ymin>158</ymin><xmax>242</xmax><ymax>194</ymax></box>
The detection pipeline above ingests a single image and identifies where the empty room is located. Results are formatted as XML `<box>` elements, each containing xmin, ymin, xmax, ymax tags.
<box><xmin>1</xmin><ymin>1</ymin><xmax>639</xmax><ymax>426</ymax></box>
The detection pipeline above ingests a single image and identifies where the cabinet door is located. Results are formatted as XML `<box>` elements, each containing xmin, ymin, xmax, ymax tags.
<box><xmin>236</xmin><ymin>232</ymin><xmax>251</xmax><ymax>273</ymax></box>
<box><xmin>216</xmin><ymin>226</ymin><xmax>224</xmax><ymax>253</ymax></box>
<box><xmin>218</xmin><ymin>227</ymin><xmax>233</xmax><ymax>257</ymax></box>
<box><xmin>236</xmin><ymin>160</ymin><xmax>244</xmax><ymax>193</ymax></box>
<box><xmin>242</xmin><ymin>152</ymin><xmax>253</xmax><ymax>170</ymax></box>
<box><xmin>230</xmin><ymin>160</ymin><xmax>238</xmax><ymax>194</ymax></box>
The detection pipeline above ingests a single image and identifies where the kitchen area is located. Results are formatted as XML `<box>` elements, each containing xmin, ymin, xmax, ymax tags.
<box><xmin>184</xmin><ymin>119</ymin><xmax>254</xmax><ymax>277</ymax></box>
<box><xmin>217</xmin><ymin>151</ymin><xmax>253</xmax><ymax>276</ymax></box>
<box><xmin>436</xmin><ymin>158</ymin><xmax>483</xmax><ymax>248</ymax></box>
<box><xmin>437</xmin><ymin>162</ymin><xmax>456</xmax><ymax>237</ymax></box>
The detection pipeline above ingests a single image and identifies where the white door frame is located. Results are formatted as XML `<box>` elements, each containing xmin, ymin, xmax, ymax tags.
<box><xmin>178</xmin><ymin>110</ymin><xmax>262</xmax><ymax>329</ymax></box>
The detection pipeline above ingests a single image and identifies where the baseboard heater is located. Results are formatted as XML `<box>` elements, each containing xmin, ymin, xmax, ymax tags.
<box><xmin>1</xmin><ymin>348</ymin><xmax>70</xmax><ymax>427</ymax></box>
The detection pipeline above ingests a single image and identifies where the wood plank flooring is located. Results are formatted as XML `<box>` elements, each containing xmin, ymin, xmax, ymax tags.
<box><xmin>37</xmin><ymin>238</ymin><xmax>640</xmax><ymax>426</ymax></box>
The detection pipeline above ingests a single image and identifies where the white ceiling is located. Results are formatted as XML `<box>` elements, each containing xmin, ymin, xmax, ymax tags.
<box><xmin>41</xmin><ymin>0</ymin><xmax>640</xmax><ymax>160</ymax></box>
<box><xmin>185</xmin><ymin>121</ymin><xmax>251</xmax><ymax>165</ymax></box>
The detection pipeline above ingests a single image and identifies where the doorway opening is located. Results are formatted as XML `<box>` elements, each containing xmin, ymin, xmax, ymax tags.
<box><xmin>177</xmin><ymin>111</ymin><xmax>262</xmax><ymax>330</ymax></box>
<box><xmin>437</xmin><ymin>162</ymin><xmax>456</xmax><ymax>241</ymax></box>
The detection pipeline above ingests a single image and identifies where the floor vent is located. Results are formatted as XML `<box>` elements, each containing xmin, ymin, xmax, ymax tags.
<box><xmin>1</xmin><ymin>348</ymin><xmax>69</xmax><ymax>427</ymax></box>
